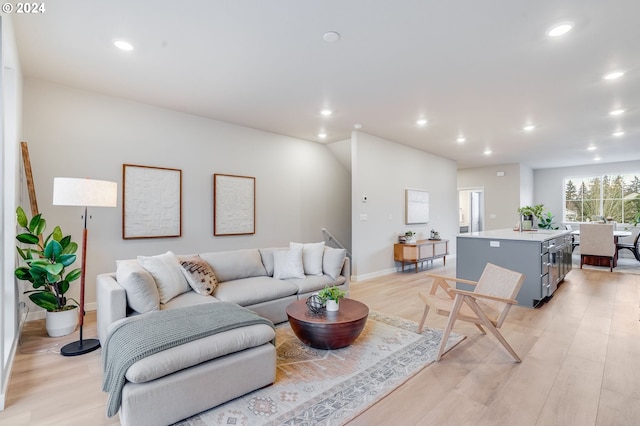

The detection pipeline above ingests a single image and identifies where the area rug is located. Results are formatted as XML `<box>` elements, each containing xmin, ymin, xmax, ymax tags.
<box><xmin>175</xmin><ymin>311</ymin><xmax>464</xmax><ymax>426</ymax></box>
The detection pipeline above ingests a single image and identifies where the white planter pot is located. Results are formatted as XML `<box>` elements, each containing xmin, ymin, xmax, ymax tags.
<box><xmin>46</xmin><ymin>307</ymin><xmax>78</xmax><ymax>337</ymax></box>
<box><xmin>326</xmin><ymin>299</ymin><xmax>339</xmax><ymax>311</ymax></box>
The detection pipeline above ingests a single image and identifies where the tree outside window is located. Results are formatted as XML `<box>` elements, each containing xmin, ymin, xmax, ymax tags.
<box><xmin>564</xmin><ymin>173</ymin><xmax>640</xmax><ymax>223</ymax></box>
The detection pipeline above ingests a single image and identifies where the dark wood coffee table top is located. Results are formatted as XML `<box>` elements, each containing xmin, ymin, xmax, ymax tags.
<box><xmin>286</xmin><ymin>298</ymin><xmax>369</xmax><ymax>349</ymax></box>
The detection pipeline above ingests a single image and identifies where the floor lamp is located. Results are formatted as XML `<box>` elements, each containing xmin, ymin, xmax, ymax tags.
<box><xmin>53</xmin><ymin>177</ymin><xmax>117</xmax><ymax>356</ymax></box>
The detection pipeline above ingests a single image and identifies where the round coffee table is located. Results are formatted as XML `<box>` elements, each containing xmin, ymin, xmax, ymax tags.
<box><xmin>286</xmin><ymin>298</ymin><xmax>369</xmax><ymax>349</ymax></box>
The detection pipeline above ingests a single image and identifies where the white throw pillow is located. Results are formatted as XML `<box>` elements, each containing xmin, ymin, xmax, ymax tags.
<box><xmin>290</xmin><ymin>241</ymin><xmax>325</xmax><ymax>275</ymax></box>
<box><xmin>273</xmin><ymin>248</ymin><xmax>305</xmax><ymax>280</ymax></box>
<box><xmin>116</xmin><ymin>260</ymin><xmax>160</xmax><ymax>313</ymax></box>
<box><xmin>323</xmin><ymin>246</ymin><xmax>347</xmax><ymax>280</ymax></box>
<box><xmin>138</xmin><ymin>251</ymin><xmax>191</xmax><ymax>304</ymax></box>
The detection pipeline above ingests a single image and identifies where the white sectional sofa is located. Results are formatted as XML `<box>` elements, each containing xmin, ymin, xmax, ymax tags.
<box><xmin>96</xmin><ymin>243</ymin><xmax>349</xmax><ymax>426</ymax></box>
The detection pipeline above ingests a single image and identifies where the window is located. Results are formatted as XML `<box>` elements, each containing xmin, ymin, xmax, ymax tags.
<box><xmin>564</xmin><ymin>174</ymin><xmax>640</xmax><ymax>223</ymax></box>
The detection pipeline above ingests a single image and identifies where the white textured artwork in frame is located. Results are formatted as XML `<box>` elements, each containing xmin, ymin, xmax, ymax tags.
<box><xmin>214</xmin><ymin>174</ymin><xmax>255</xmax><ymax>236</ymax></box>
<box><xmin>405</xmin><ymin>189</ymin><xmax>429</xmax><ymax>224</ymax></box>
<box><xmin>123</xmin><ymin>164</ymin><xmax>182</xmax><ymax>239</ymax></box>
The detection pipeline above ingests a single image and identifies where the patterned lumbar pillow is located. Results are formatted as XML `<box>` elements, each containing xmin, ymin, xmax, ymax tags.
<box><xmin>178</xmin><ymin>255</ymin><xmax>218</xmax><ymax>296</ymax></box>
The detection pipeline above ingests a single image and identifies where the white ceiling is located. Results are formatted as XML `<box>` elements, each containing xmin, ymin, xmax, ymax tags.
<box><xmin>11</xmin><ymin>0</ymin><xmax>640</xmax><ymax>169</ymax></box>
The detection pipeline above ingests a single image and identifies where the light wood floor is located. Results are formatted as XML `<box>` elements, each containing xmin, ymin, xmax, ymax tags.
<box><xmin>1</xmin><ymin>262</ymin><xmax>639</xmax><ymax>426</ymax></box>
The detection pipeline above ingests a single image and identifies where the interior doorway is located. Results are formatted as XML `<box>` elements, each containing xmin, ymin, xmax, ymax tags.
<box><xmin>458</xmin><ymin>188</ymin><xmax>484</xmax><ymax>234</ymax></box>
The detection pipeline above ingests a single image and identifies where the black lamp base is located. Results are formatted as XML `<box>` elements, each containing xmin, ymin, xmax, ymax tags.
<box><xmin>60</xmin><ymin>338</ymin><xmax>101</xmax><ymax>356</ymax></box>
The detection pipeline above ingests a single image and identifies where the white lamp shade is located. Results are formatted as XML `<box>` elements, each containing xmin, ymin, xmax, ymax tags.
<box><xmin>53</xmin><ymin>177</ymin><xmax>118</xmax><ymax>207</ymax></box>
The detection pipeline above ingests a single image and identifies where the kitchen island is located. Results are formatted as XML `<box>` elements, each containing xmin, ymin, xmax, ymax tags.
<box><xmin>456</xmin><ymin>229</ymin><xmax>573</xmax><ymax>308</ymax></box>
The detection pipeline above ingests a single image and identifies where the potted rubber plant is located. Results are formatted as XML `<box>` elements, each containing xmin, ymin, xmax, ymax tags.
<box><xmin>14</xmin><ymin>206</ymin><xmax>82</xmax><ymax>337</ymax></box>
<box><xmin>318</xmin><ymin>285</ymin><xmax>346</xmax><ymax>312</ymax></box>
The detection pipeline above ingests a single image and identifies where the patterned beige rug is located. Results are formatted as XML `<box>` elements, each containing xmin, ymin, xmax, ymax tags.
<box><xmin>175</xmin><ymin>311</ymin><xmax>464</xmax><ymax>426</ymax></box>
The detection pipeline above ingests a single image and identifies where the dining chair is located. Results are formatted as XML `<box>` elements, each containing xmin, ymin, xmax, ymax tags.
<box><xmin>616</xmin><ymin>231</ymin><xmax>640</xmax><ymax>262</ymax></box>
<box><xmin>565</xmin><ymin>224</ymin><xmax>580</xmax><ymax>252</ymax></box>
<box><xmin>416</xmin><ymin>263</ymin><xmax>526</xmax><ymax>362</ymax></box>
<box><xmin>579</xmin><ymin>223</ymin><xmax>615</xmax><ymax>271</ymax></box>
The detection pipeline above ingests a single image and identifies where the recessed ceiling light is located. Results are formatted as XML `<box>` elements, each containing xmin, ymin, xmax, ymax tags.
<box><xmin>318</xmin><ymin>132</ymin><xmax>327</xmax><ymax>139</ymax></box>
<box><xmin>523</xmin><ymin>125</ymin><xmax>535</xmax><ymax>132</ymax></box>
<box><xmin>416</xmin><ymin>118</ymin><xmax>428</xmax><ymax>126</ymax></box>
<box><xmin>609</xmin><ymin>109</ymin><xmax>625</xmax><ymax>116</ymax></box>
<box><xmin>587</xmin><ymin>146</ymin><xmax>597</xmax><ymax>151</ymax></box>
<box><xmin>114</xmin><ymin>40</ymin><xmax>134</xmax><ymax>51</ymax></box>
<box><xmin>456</xmin><ymin>136</ymin><xmax>466</xmax><ymax>143</ymax></box>
<box><xmin>483</xmin><ymin>149</ymin><xmax>492</xmax><ymax>155</ymax></box>
<box><xmin>603</xmin><ymin>71</ymin><xmax>624</xmax><ymax>80</ymax></box>
<box><xmin>322</xmin><ymin>31</ymin><xmax>341</xmax><ymax>43</ymax></box>
<box><xmin>320</xmin><ymin>109</ymin><xmax>333</xmax><ymax>116</ymax></box>
<box><xmin>353</xmin><ymin>124</ymin><xmax>362</xmax><ymax>129</ymax></box>
<box><xmin>594</xmin><ymin>156</ymin><xmax>601</xmax><ymax>161</ymax></box>
<box><xmin>547</xmin><ymin>23</ymin><xmax>573</xmax><ymax>37</ymax></box>
<box><xmin>613</xmin><ymin>131</ymin><xmax>625</xmax><ymax>137</ymax></box>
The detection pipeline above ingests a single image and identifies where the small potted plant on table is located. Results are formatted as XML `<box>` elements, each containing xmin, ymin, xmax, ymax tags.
<box><xmin>14</xmin><ymin>207</ymin><xmax>82</xmax><ymax>337</ymax></box>
<box><xmin>318</xmin><ymin>285</ymin><xmax>346</xmax><ymax>312</ymax></box>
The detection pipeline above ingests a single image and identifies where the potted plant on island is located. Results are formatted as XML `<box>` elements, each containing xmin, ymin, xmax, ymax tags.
<box><xmin>537</xmin><ymin>211</ymin><xmax>559</xmax><ymax>230</ymax></box>
<box><xmin>318</xmin><ymin>285</ymin><xmax>347</xmax><ymax>312</ymax></box>
<box><xmin>517</xmin><ymin>204</ymin><xmax>545</xmax><ymax>230</ymax></box>
<box><xmin>14</xmin><ymin>207</ymin><xmax>82</xmax><ymax>337</ymax></box>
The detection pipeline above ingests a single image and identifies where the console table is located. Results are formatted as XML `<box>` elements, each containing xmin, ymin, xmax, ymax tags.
<box><xmin>394</xmin><ymin>239</ymin><xmax>449</xmax><ymax>273</ymax></box>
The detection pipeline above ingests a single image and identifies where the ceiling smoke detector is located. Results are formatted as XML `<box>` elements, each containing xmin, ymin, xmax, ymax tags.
<box><xmin>323</xmin><ymin>31</ymin><xmax>341</xmax><ymax>43</ymax></box>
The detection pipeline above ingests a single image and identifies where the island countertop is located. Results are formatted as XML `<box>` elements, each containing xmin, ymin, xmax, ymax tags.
<box><xmin>458</xmin><ymin>228</ymin><xmax>571</xmax><ymax>242</ymax></box>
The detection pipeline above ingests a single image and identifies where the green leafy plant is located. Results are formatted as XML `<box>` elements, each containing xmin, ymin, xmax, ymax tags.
<box><xmin>517</xmin><ymin>204</ymin><xmax>545</xmax><ymax>221</ymax></box>
<box><xmin>318</xmin><ymin>285</ymin><xmax>346</xmax><ymax>303</ymax></box>
<box><xmin>537</xmin><ymin>211</ymin><xmax>559</xmax><ymax>230</ymax></box>
<box><xmin>14</xmin><ymin>206</ymin><xmax>81</xmax><ymax>312</ymax></box>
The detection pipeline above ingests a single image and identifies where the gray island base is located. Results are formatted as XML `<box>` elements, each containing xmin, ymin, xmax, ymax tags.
<box><xmin>456</xmin><ymin>229</ymin><xmax>573</xmax><ymax>308</ymax></box>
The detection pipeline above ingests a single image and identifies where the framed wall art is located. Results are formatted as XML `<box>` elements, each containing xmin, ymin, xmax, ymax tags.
<box><xmin>405</xmin><ymin>188</ymin><xmax>429</xmax><ymax>224</ymax></box>
<box><xmin>122</xmin><ymin>164</ymin><xmax>182</xmax><ymax>239</ymax></box>
<box><xmin>214</xmin><ymin>174</ymin><xmax>255</xmax><ymax>236</ymax></box>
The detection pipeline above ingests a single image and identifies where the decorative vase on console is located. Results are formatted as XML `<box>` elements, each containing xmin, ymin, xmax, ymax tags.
<box><xmin>404</xmin><ymin>231</ymin><xmax>416</xmax><ymax>244</ymax></box>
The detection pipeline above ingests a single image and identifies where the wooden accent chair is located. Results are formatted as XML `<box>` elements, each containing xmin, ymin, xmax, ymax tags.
<box><xmin>616</xmin><ymin>231</ymin><xmax>640</xmax><ymax>262</ymax></box>
<box><xmin>579</xmin><ymin>223</ymin><xmax>615</xmax><ymax>271</ymax></box>
<box><xmin>417</xmin><ymin>263</ymin><xmax>526</xmax><ymax>362</ymax></box>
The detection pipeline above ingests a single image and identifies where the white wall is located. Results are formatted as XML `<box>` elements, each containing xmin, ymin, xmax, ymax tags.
<box><xmin>351</xmin><ymin>131</ymin><xmax>458</xmax><ymax>279</ymax></box>
<box><xmin>1</xmin><ymin>15</ymin><xmax>23</xmax><ymax>411</ymax></box>
<box><xmin>21</xmin><ymin>79</ymin><xmax>351</xmax><ymax>316</ymax></box>
<box><xmin>458</xmin><ymin>164</ymin><xmax>522</xmax><ymax>230</ymax></box>
<box><xmin>534</xmin><ymin>160</ymin><xmax>640</xmax><ymax>222</ymax></box>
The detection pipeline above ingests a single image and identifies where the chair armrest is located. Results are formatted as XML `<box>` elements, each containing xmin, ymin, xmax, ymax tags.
<box><xmin>424</xmin><ymin>273</ymin><xmax>478</xmax><ymax>297</ymax></box>
<box><xmin>425</xmin><ymin>273</ymin><xmax>478</xmax><ymax>286</ymax></box>
<box><xmin>449</xmin><ymin>288</ymin><xmax>519</xmax><ymax>305</ymax></box>
<box><xmin>96</xmin><ymin>273</ymin><xmax>127</xmax><ymax>346</ymax></box>
<box><xmin>341</xmin><ymin>257</ymin><xmax>351</xmax><ymax>296</ymax></box>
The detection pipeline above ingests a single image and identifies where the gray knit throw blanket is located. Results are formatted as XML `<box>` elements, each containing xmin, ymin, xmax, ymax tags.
<box><xmin>101</xmin><ymin>302</ymin><xmax>275</xmax><ymax>417</ymax></box>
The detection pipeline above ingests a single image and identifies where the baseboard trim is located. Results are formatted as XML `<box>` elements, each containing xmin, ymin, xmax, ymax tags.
<box><xmin>25</xmin><ymin>302</ymin><xmax>97</xmax><ymax>322</ymax></box>
<box><xmin>352</xmin><ymin>255</ymin><xmax>456</xmax><ymax>282</ymax></box>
